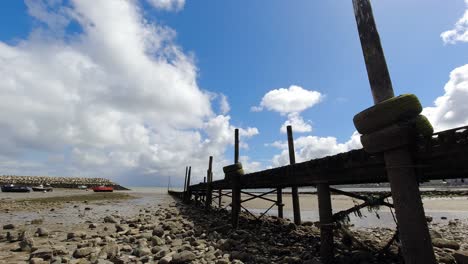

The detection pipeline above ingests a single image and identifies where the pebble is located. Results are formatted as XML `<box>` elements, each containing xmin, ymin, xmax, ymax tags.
<box><xmin>3</xmin><ymin>224</ymin><xmax>15</xmax><ymax>230</ymax></box>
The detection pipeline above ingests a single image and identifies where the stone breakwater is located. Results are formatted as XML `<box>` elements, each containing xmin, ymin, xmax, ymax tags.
<box><xmin>1</xmin><ymin>200</ymin><xmax>467</xmax><ymax>264</ymax></box>
<box><xmin>0</xmin><ymin>175</ymin><xmax>129</xmax><ymax>190</ymax></box>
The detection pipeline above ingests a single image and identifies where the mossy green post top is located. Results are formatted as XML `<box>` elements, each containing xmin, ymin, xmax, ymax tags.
<box><xmin>353</xmin><ymin>94</ymin><xmax>422</xmax><ymax>135</ymax></box>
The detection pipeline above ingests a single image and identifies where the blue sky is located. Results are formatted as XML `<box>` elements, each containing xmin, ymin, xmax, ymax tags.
<box><xmin>0</xmin><ymin>0</ymin><xmax>467</xmax><ymax>186</ymax></box>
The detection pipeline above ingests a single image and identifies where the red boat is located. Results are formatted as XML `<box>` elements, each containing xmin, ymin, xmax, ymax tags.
<box><xmin>92</xmin><ymin>186</ymin><xmax>114</xmax><ymax>192</ymax></box>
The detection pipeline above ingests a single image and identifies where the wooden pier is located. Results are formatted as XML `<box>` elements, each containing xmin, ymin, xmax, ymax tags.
<box><xmin>170</xmin><ymin>1</ymin><xmax>468</xmax><ymax>263</ymax></box>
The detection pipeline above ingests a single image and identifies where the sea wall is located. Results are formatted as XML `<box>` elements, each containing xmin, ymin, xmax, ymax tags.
<box><xmin>0</xmin><ymin>175</ymin><xmax>129</xmax><ymax>190</ymax></box>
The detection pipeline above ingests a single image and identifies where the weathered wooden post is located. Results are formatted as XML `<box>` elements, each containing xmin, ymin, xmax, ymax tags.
<box><xmin>352</xmin><ymin>1</ymin><xmax>437</xmax><ymax>263</ymax></box>
<box><xmin>317</xmin><ymin>183</ymin><xmax>334</xmax><ymax>264</ymax></box>
<box><xmin>185</xmin><ymin>166</ymin><xmax>192</xmax><ymax>204</ymax></box>
<box><xmin>277</xmin><ymin>188</ymin><xmax>283</xmax><ymax>218</ymax></box>
<box><xmin>287</xmin><ymin>125</ymin><xmax>301</xmax><ymax>225</ymax></box>
<box><xmin>218</xmin><ymin>189</ymin><xmax>222</xmax><ymax>207</ymax></box>
<box><xmin>231</xmin><ymin>129</ymin><xmax>242</xmax><ymax>228</ymax></box>
<box><xmin>183</xmin><ymin>166</ymin><xmax>188</xmax><ymax>201</ymax></box>
<box><xmin>235</xmin><ymin>128</ymin><xmax>239</xmax><ymax>163</ymax></box>
<box><xmin>205</xmin><ymin>156</ymin><xmax>213</xmax><ymax>210</ymax></box>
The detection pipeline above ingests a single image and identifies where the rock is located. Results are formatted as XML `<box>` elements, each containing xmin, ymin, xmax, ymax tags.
<box><xmin>172</xmin><ymin>250</ymin><xmax>196</xmax><ymax>263</ymax></box>
<box><xmin>104</xmin><ymin>216</ymin><xmax>118</xmax><ymax>223</ymax></box>
<box><xmin>159</xmin><ymin>256</ymin><xmax>172</xmax><ymax>264</ymax></box>
<box><xmin>430</xmin><ymin>230</ymin><xmax>443</xmax><ymax>239</ymax></box>
<box><xmin>152</xmin><ymin>227</ymin><xmax>165</xmax><ymax>237</ymax></box>
<box><xmin>52</xmin><ymin>246</ymin><xmax>69</xmax><ymax>256</ymax></box>
<box><xmin>433</xmin><ymin>238</ymin><xmax>460</xmax><ymax>250</ymax></box>
<box><xmin>35</xmin><ymin>227</ymin><xmax>49</xmax><ymax>237</ymax></box>
<box><xmin>7</xmin><ymin>231</ymin><xmax>18</xmax><ymax>242</ymax></box>
<box><xmin>454</xmin><ymin>251</ymin><xmax>468</xmax><ymax>264</ymax></box>
<box><xmin>3</xmin><ymin>223</ymin><xmax>15</xmax><ymax>230</ymax></box>
<box><xmin>31</xmin><ymin>219</ymin><xmax>43</xmax><ymax>225</ymax></box>
<box><xmin>73</xmin><ymin>247</ymin><xmax>99</xmax><ymax>258</ymax></box>
<box><xmin>151</xmin><ymin>235</ymin><xmax>164</xmax><ymax>246</ymax></box>
<box><xmin>115</xmin><ymin>224</ymin><xmax>128</xmax><ymax>233</ymax></box>
<box><xmin>133</xmin><ymin>246</ymin><xmax>151</xmax><ymax>257</ymax></box>
<box><xmin>231</xmin><ymin>251</ymin><xmax>252</xmax><ymax>262</ymax></box>
<box><xmin>94</xmin><ymin>260</ymin><xmax>113</xmax><ymax>264</ymax></box>
<box><xmin>215</xmin><ymin>260</ymin><xmax>230</xmax><ymax>264</ymax></box>
<box><xmin>67</xmin><ymin>231</ymin><xmax>87</xmax><ymax>240</ymax></box>
<box><xmin>438</xmin><ymin>253</ymin><xmax>456</xmax><ymax>264</ymax></box>
<box><xmin>88</xmin><ymin>223</ymin><xmax>97</xmax><ymax>229</ymax></box>
<box><xmin>30</xmin><ymin>248</ymin><xmax>53</xmax><ymax>260</ymax></box>
<box><xmin>426</xmin><ymin>216</ymin><xmax>433</xmax><ymax>223</ymax></box>
<box><xmin>29</xmin><ymin>258</ymin><xmax>48</xmax><ymax>264</ymax></box>
<box><xmin>19</xmin><ymin>234</ymin><xmax>35</xmax><ymax>252</ymax></box>
<box><xmin>101</xmin><ymin>243</ymin><xmax>119</xmax><ymax>259</ymax></box>
<box><xmin>171</xmin><ymin>238</ymin><xmax>183</xmax><ymax>246</ymax></box>
<box><xmin>281</xmin><ymin>256</ymin><xmax>302</xmax><ymax>264</ymax></box>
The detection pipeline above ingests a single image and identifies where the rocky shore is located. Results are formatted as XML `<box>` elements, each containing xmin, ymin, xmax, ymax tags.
<box><xmin>0</xmin><ymin>175</ymin><xmax>129</xmax><ymax>190</ymax></box>
<box><xmin>1</xmin><ymin>194</ymin><xmax>467</xmax><ymax>264</ymax></box>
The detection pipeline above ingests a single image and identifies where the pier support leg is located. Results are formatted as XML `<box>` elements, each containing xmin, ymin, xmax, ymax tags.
<box><xmin>276</xmin><ymin>188</ymin><xmax>283</xmax><ymax>218</ymax></box>
<box><xmin>185</xmin><ymin>166</ymin><xmax>192</xmax><ymax>204</ymax></box>
<box><xmin>206</xmin><ymin>156</ymin><xmax>213</xmax><ymax>210</ymax></box>
<box><xmin>317</xmin><ymin>183</ymin><xmax>334</xmax><ymax>264</ymax></box>
<box><xmin>291</xmin><ymin>187</ymin><xmax>301</xmax><ymax>225</ymax></box>
<box><xmin>287</xmin><ymin>125</ymin><xmax>301</xmax><ymax>225</ymax></box>
<box><xmin>218</xmin><ymin>189</ymin><xmax>222</xmax><ymax>207</ymax></box>
<box><xmin>231</xmin><ymin>174</ymin><xmax>241</xmax><ymax>228</ymax></box>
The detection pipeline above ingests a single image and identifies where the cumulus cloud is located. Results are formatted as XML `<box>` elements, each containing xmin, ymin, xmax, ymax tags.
<box><xmin>0</xmin><ymin>0</ymin><xmax>257</xmax><ymax>186</ymax></box>
<box><xmin>252</xmin><ymin>85</ymin><xmax>322</xmax><ymax>115</ymax></box>
<box><xmin>252</xmin><ymin>85</ymin><xmax>322</xmax><ymax>133</ymax></box>
<box><xmin>441</xmin><ymin>0</ymin><xmax>468</xmax><ymax>44</ymax></box>
<box><xmin>269</xmin><ymin>132</ymin><xmax>362</xmax><ymax>167</ymax></box>
<box><xmin>423</xmin><ymin>64</ymin><xmax>468</xmax><ymax>131</ymax></box>
<box><xmin>219</xmin><ymin>94</ymin><xmax>231</xmax><ymax>114</ymax></box>
<box><xmin>146</xmin><ymin>0</ymin><xmax>185</xmax><ymax>12</ymax></box>
<box><xmin>280</xmin><ymin>113</ymin><xmax>312</xmax><ymax>134</ymax></box>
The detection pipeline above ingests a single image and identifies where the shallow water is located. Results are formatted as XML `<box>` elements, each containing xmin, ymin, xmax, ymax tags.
<box><xmin>2</xmin><ymin>187</ymin><xmax>468</xmax><ymax>229</ymax></box>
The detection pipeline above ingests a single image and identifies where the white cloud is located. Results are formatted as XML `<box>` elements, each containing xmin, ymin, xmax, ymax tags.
<box><xmin>252</xmin><ymin>85</ymin><xmax>322</xmax><ymax>133</ymax></box>
<box><xmin>219</xmin><ymin>94</ymin><xmax>230</xmax><ymax>114</ymax></box>
<box><xmin>423</xmin><ymin>64</ymin><xmax>468</xmax><ymax>131</ymax></box>
<box><xmin>441</xmin><ymin>0</ymin><xmax>468</xmax><ymax>44</ymax></box>
<box><xmin>239</xmin><ymin>156</ymin><xmax>263</xmax><ymax>174</ymax></box>
<box><xmin>269</xmin><ymin>132</ymin><xmax>362</xmax><ymax>167</ymax></box>
<box><xmin>146</xmin><ymin>0</ymin><xmax>185</xmax><ymax>12</ymax></box>
<box><xmin>0</xmin><ymin>0</ymin><xmax>258</xmax><ymax>186</ymax></box>
<box><xmin>252</xmin><ymin>85</ymin><xmax>322</xmax><ymax>115</ymax></box>
<box><xmin>280</xmin><ymin>113</ymin><xmax>312</xmax><ymax>134</ymax></box>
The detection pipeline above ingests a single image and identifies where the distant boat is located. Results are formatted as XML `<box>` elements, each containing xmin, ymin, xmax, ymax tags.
<box><xmin>92</xmin><ymin>186</ymin><xmax>113</xmax><ymax>192</ymax></box>
<box><xmin>78</xmin><ymin>185</ymin><xmax>87</xmax><ymax>190</ymax></box>
<box><xmin>32</xmin><ymin>184</ymin><xmax>53</xmax><ymax>192</ymax></box>
<box><xmin>1</xmin><ymin>184</ymin><xmax>31</xmax><ymax>193</ymax></box>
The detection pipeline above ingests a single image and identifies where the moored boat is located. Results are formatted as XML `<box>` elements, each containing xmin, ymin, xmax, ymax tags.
<box><xmin>92</xmin><ymin>186</ymin><xmax>113</xmax><ymax>192</ymax></box>
<box><xmin>32</xmin><ymin>184</ymin><xmax>53</xmax><ymax>192</ymax></box>
<box><xmin>1</xmin><ymin>184</ymin><xmax>31</xmax><ymax>193</ymax></box>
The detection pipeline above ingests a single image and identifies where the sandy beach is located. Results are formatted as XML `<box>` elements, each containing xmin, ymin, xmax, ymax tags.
<box><xmin>0</xmin><ymin>188</ymin><xmax>467</xmax><ymax>263</ymax></box>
